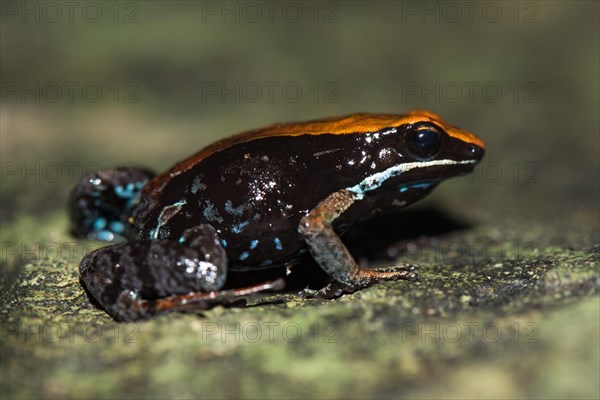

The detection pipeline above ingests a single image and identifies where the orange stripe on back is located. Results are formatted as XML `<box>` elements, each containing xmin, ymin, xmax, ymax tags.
<box><xmin>144</xmin><ymin>110</ymin><xmax>484</xmax><ymax>194</ymax></box>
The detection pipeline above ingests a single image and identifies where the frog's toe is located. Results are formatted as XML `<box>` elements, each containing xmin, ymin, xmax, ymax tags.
<box><xmin>361</xmin><ymin>265</ymin><xmax>420</xmax><ymax>283</ymax></box>
<box><xmin>298</xmin><ymin>287</ymin><xmax>319</xmax><ymax>299</ymax></box>
<box><xmin>370</xmin><ymin>263</ymin><xmax>419</xmax><ymax>273</ymax></box>
<box><xmin>298</xmin><ymin>282</ymin><xmax>348</xmax><ymax>300</ymax></box>
<box><xmin>406</xmin><ymin>263</ymin><xmax>419</xmax><ymax>272</ymax></box>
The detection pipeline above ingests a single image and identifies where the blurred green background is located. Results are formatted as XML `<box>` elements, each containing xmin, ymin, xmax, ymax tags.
<box><xmin>1</xmin><ymin>1</ymin><xmax>599</xmax><ymax>223</ymax></box>
<box><xmin>1</xmin><ymin>1</ymin><xmax>598</xmax><ymax>399</ymax></box>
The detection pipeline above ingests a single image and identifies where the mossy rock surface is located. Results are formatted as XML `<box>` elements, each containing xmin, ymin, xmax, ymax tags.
<box><xmin>1</xmin><ymin>210</ymin><xmax>598</xmax><ymax>398</ymax></box>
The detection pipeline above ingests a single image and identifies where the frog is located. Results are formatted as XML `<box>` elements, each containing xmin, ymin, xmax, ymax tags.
<box><xmin>69</xmin><ymin>110</ymin><xmax>485</xmax><ymax>321</ymax></box>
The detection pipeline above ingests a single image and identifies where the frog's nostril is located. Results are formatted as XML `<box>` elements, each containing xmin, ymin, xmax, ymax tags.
<box><xmin>468</xmin><ymin>144</ymin><xmax>485</xmax><ymax>160</ymax></box>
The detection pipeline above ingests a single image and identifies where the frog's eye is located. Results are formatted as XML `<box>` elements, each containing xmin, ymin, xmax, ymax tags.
<box><xmin>406</xmin><ymin>123</ymin><xmax>443</xmax><ymax>159</ymax></box>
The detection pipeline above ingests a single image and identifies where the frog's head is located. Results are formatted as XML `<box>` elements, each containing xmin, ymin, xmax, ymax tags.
<box><xmin>399</xmin><ymin>109</ymin><xmax>485</xmax><ymax>173</ymax></box>
<box><xmin>69</xmin><ymin>166</ymin><xmax>155</xmax><ymax>241</ymax></box>
<box><xmin>345</xmin><ymin>110</ymin><xmax>485</xmax><ymax>199</ymax></box>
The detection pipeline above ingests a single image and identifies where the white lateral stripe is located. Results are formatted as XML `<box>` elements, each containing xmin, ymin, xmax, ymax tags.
<box><xmin>346</xmin><ymin>159</ymin><xmax>477</xmax><ymax>199</ymax></box>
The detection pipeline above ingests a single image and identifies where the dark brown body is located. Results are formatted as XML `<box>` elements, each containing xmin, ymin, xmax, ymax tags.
<box><xmin>133</xmin><ymin>112</ymin><xmax>483</xmax><ymax>270</ymax></box>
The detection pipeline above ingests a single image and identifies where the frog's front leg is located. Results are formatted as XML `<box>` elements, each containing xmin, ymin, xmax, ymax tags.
<box><xmin>80</xmin><ymin>225</ymin><xmax>283</xmax><ymax>321</ymax></box>
<box><xmin>298</xmin><ymin>190</ymin><xmax>418</xmax><ymax>298</ymax></box>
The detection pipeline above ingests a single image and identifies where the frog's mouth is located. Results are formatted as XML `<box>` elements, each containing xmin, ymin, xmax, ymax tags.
<box><xmin>346</xmin><ymin>159</ymin><xmax>478</xmax><ymax>200</ymax></box>
<box><xmin>407</xmin><ymin>158</ymin><xmax>480</xmax><ymax>181</ymax></box>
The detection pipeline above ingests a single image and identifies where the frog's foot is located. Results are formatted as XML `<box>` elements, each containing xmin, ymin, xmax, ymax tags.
<box><xmin>299</xmin><ymin>264</ymin><xmax>419</xmax><ymax>300</ymax></box>
<box><xmin>119</xmin><ymin>278</ymin><xmax>286</xmax><ymax>321</ymax></box>
<box><xmin>154</xmin><ymin>278</ymin><xmax>285</xmax><ymax>311</ymax></box>
<box><xmin>298</xmin><ymin>282</ymin><xmax>350</xmax><ymax>300</ymax></box>
<box><xmin>355</xmin><ymin>264</ymin><xmax>419</xmax><ymax>286</ymax></box>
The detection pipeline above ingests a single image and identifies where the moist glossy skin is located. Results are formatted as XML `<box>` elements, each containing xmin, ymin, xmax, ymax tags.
<box><xmin>135</xmin><ymin>111</ymin><xmax>483</xmax><ymax>269</ymax></box>
<box><xmin>70</xmin><ymin>110</ymin><xmax>485</xmax><ymax>321</ymax></box>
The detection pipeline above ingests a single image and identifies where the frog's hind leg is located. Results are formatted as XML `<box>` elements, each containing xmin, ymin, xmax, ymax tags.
<box><xmin>80</xmin><ymin>225</ymin><xmax>283</xmax><ymax>321</ymax></box>
<box><xmin>100</xmin><ymin>274</ymin><xmax>284</xmax><ymax>321</ymax></box>
<box><xmin>150</xmin><ymin>278</ymin><xmax>285</xmax><ymax>314</ymax></box>
<box><xmin>69</xmin><ymin>166</ymin><xmax>155</xmax><ymax>241</ymax></box>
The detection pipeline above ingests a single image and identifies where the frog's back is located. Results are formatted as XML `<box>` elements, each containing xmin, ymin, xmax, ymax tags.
<box><xmin>134</xmin><ymin>128</ymin><xmax>374</xmax><ymax>268</ymax></box>
<box><xmin>144</xmin><ymin>111</ymin><xmax>480</xmax><ymax>195</ymax></box>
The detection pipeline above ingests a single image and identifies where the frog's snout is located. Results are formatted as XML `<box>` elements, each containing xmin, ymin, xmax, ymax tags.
<box><xmin>467</xmin><ymin>142</ymin><xmax>485</xmax><ymax>162</ymax></box>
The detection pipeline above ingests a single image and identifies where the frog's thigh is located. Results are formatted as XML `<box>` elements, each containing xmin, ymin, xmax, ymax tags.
<box><xmin>80</xmin><ymin>226</ymin><xmax>283</xmax><ymax>321</ymax></box>
<box><xmin>180</xmin><ymin>224</ymin><xmax>228</xmax><ymax>268</ymax></box>
<box><xmin>298</xmin><ymin>189</ymin><xmax>417</xmax><ymax>288</ymax></box>
<box><xmin>80</xmin><ymin>229</ymin><xmax>227</xmax><ymax>321</ymax></box>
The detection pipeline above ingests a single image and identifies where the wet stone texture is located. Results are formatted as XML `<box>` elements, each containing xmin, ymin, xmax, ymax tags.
<box><xmin>1</xmin><ymin>210</ymin><xmax>598</xmax><ymax>399</ymax></box>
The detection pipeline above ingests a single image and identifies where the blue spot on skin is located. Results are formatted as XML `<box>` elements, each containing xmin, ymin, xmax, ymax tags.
<box><xmin>95</xmin><ymin>230</ymin><xmax>114</xmax><ymax>241</ymax></box>
<box><xmin>239</xmin><ymin>251</ymin><xmax>249</xmax><ymax>261</ymax></box>
<box><xmin>114</xmin><ymin>184</ymin><xmax>132</xmax><ymax>198</ymax></box>
<box><xmin>93</xmin><ymin>217</ymin><xmax>107</xmax><ymax>231</ymax></box>
<box><xmin>232</xmin><ymin>221</ymin><xmax>249</xmax><ymax>234</ymax></box>
<box><xmin>274</xmin><ymin>237</ymin><xmax>283</xmax><ymax>251</ymax></box>
<box><xmin>260</xmin><ymin>259</ymin><xmax>273</xmax><ymax>267</ymax></box>
<box><xmin>203</xmin><ymin>200</ymin><xmax>224</xmax><ymax>224</ymax></box>
<box><xmin>114</xmin><ymin>180</ymin><xmax>147</xmax><ymax>199</ymax></box>
<box><xmin>191</xmin><ymin>175</ymin><xmax>205</xmax><ymax>194</ymax></box>
<box><xmin>250</xmin><ymin>240</ymin><xmax>259</xmax><ymax>249</ymax></box>
<box><xmin>398</xmin><ymin>182</ymin><xmax>433</xmax><ymax>193</ymax></box>
<box><xmin>225</xmin><ymin>200</ymin><xmax>247</xmax><ymax>216</ymax></box>
<box><xmin>115</xmin><ymin>183</ymin><xmax>133</xmax><ymax>198</ymax></box>
<box><xmin>221</xmin><ymin>239</ymin><xmax>228</xmax><ymax>248</ymax></box>
<box><xmin>109</xmin><ymin>221</ymin><xmax>124</xmax><ymax>234</ymax></box>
